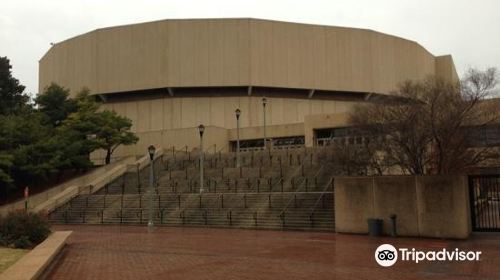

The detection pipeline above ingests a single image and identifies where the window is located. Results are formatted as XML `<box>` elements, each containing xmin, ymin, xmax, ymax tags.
<box><xmin>467</xmin><ymin>125</ymin><xmax>500</xmax><ymax>147</ymax></box>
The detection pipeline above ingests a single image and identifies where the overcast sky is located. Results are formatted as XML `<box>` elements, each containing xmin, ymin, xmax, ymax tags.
<box><xmin>1</xmin><ymin>0</ymin><xmax>499</xmax><ymax>95</ymax></box>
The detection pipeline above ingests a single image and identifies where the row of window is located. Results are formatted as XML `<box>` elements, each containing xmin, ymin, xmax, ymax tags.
<box><xmin>467</xmin><ymin>125</ymin><xmax>500</xmax><ymax>147</ymax></box>
<box><xmin>228</xmin><ymin>125</ymin><xmax>500</xmax><ymax>150</ymax></box>
<box><xmin>231</xmin><ymin>136</ymin><xmax>305</xmax><ymax>151</ymax></box>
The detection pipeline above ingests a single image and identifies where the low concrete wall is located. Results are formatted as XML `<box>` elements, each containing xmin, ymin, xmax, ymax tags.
<box><xmin>335</xmin><ymin>175</ymin><xmax>471</xmax><ymax>239</ymax></box>
<box><xmin>0</xmin><ymin>231</ymin><xmax>72</xmax><ymax>280</ymax></box>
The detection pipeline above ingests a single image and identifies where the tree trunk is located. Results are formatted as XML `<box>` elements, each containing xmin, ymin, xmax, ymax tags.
<box><xmin>105</xmin><ymin>149</ymin><xmax>111</xmax><ymax>165</ymax></box>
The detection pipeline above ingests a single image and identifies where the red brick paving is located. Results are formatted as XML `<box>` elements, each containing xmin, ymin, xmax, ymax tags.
<box><xmin>44</xmin><ymin>225</ymin><xmax>500</xmax><ymax>279</ymax></box>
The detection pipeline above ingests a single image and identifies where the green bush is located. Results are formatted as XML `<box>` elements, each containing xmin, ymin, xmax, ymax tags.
<box><xmin>0</xmin><ymin>211</ymin><xmax>51</xmax><ymax>249</ymax></box>
<box><xmin>0</xmin><ymin>233</ymin><xmax>7</xmax><ymax>247</ymax></box>
<box><xmin>13</xmin><ymin>236</ymin><xmax>32</xmax><ymax>249</ymax></box>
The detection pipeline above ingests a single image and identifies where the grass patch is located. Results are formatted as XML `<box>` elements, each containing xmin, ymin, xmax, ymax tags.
<box><xmin>0</xmin><ymin>247</ymin><xmax>28</xmax><ymax>273</ymax></box>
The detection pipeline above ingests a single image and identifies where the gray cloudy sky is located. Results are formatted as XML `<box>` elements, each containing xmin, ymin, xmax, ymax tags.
<box><xmin>1</xmin><ymin>0</ymin><xmax>499</xmax><ymax>95</ymax></box>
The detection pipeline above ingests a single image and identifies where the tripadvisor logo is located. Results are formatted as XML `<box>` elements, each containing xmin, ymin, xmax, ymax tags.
<box><xmin>375</xmin><ymin>244</ymin><xmax>398</xmax><ymax>267</ymax></box>
<box><xmin>375</xmin><ymin>244</ymin><xmax>482</xmax><ymax>267</ymax></box>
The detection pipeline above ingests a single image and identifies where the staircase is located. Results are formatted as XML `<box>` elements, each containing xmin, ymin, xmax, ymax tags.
<box><xmin>48</xmin><ymin>147</ymin><xmax>335</xmax><ymax>232</ymax></box>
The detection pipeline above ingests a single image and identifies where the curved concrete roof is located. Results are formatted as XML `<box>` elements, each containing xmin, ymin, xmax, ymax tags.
<box><xmin>39</xmin><ymin>18</ymin><xmax>458</xmax><ymax>96</ymax></box>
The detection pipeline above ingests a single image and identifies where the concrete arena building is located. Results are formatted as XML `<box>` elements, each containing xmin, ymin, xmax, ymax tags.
<box><xmin>39</xmin><ymin>18</ymin><xmax>459</xmax><ymax>163</ymax></box>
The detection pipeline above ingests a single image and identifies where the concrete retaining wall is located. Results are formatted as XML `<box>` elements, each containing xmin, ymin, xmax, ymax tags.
<box><xmin>334</xmin><ymin>175</ymin><xmax>471</xmax><ymax>239</ymax></box>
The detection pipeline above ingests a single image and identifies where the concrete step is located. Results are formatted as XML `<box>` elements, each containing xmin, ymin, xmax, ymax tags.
<box><xmin>49</xmin><ymin>147</ymin><xmax>335</xmax><ymax>232</ymax></box>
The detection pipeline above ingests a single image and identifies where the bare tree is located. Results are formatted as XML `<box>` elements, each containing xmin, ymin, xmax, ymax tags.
<box><xmin>348</xmin><ymin>67</ymin><xmax>499</xmax><ymax>175</ymax></box>
<box><xmin>317</xmin><ymin>142</ymin><xmax>371</xmax><ymax>176</ymax></box>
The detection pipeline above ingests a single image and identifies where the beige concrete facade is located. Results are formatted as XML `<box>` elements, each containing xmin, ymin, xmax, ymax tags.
<box><xmin>38</xmin><ymin>18</ymin><xmax>459</xmax><ymax>162</ymax></box>
<box><xmin>39</xmin><ymin>18</ymin><xmax>459</xmax><ymax>95</ymax></box>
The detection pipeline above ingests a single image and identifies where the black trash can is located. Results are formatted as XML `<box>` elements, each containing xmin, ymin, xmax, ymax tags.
<box><xmin>367</xmin><ymin>218</ymin><xmax>383</xmax><ymax>236</ymax></box>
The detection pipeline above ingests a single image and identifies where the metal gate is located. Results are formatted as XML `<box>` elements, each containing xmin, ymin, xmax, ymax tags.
<box><xmin>469</xmin><ymin>175</ymin><xmax>500</xmax><ymax>231</ymax></box>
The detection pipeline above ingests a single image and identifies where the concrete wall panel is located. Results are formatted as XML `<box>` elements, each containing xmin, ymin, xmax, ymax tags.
<box><xmin>416</xmin><ymin>176</ymin><xmax>471</xmax><ymax>239</ymax></box>
<box><xmin>373</xmin><ymin>176</ymin><xmax>419</xmax><ymax>236</ymax></box>
<box><xmin>334</xmin><ymin>177</ymin><xmax>375</xmax><ymax>234</ymax></box>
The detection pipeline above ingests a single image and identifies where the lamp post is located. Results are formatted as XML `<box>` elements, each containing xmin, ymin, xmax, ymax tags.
<box><xmin>262</xmin><ymin>97</ymin><xmax>267</xmax><ymax>149</ymax></box>
<box><xmin>235</xmin><ymin>109</ymin><xmax>241</xmax><ymax>168</ymax></box>
<box><xmin>198</xmin><ymin>124</ymin><xmax>205</xmax><ymax>193</ymax></box>
<box><xmin>147</xmin><ymin>145</ymin><xmax>156</xmax><ymax>229</ymax></box>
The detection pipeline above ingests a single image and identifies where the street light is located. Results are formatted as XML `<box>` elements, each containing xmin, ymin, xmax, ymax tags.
<box><xmin>235</xmin><ymin>109</ymin><xmax>241</xmax><ymax>168</ymax></box>
<box><xmin>262</xmin><ymin>97</ymin><xmax>267</xmax><ymax>149</ymax></box>
<box><xmin>147</xmin><ymin>145</ymin><xmax>156</xmax><ymax>229</ymax></box>
<box><xmin>198</xmin><ymin>124</ymin><xmax>205</xmax><ymax>193</ymax></box>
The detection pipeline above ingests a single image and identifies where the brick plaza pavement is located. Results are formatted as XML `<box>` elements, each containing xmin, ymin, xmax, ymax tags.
<box><xmin>43</xmin><ymin>225</ymin><xmax>500</xmax><ymax>279</ymax></box>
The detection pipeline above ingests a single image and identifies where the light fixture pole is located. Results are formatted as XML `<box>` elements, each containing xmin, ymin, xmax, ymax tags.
<box><xmin>262</xmin><ymin>97</ymin><xmax>267</xmax><ymax>149</ymax></box>
<box><xmin>147</xmin><ymin>145</ymin><xmax>156</xmax><ymax>229</ymax></box>
<box><xmin>198</xmin><ymin>124</ymin><xmax>205</xmax><ymax>193</ymax></box>
<box><xmin>235</xmin><ymin>108</ymin><xmax>241</xmax><ymax>168</ymax></box>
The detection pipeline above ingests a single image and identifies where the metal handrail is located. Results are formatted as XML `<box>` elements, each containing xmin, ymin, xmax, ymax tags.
<box><xmin>163</xmin><ymin>153</ymin><xmax>199</xmax><ymax>178</ymax></box>
<box><xmin>202</xmin><ymin>143</ymin><xmax>217</xmax><ymax>154</ymax></box>
<box><xmin>176</xmin><ymin>145</ymin><xmax>189</xmax><ymax>154</ymax></box>
<box><xmin>275</xmin><ymin>156</ymin><xmax>312</xmax><ymax>193</ymax></box>
<box><xmin>217</xmin><ymin>142</ymin><xmax>230</xmax><ymax>154</ymax></box>
<box><xmin>252</xmin><ymin>152</ymin><xmax>303</xmax><ymax>189</ymax></box>
<box><xmin>269</xmin><ymin>177</ymin><xmax>284</xmax><ymax>191</ymax></box>
<box><xmin>161</xmin><ymin>147</ymin><xmax>187</xmax><ymax>170</ymax></box>
<box><xmin>308</xmin><ymin>177</ymin><xmax>334</xmax><ymax>218</ymax></box>
<box><xmin>161</xmin><ymin>145</ymin><xmax>189</xmax><ymax>160</ymax></box>
<box><xmin>266</xmin><ymin>154</ymin><xmax>309</xmax><ymax>192</ymax></box>
<box><xmin>277</xmin><ymin>165</ymin><xmax>325</xmax><ymax>219</ymax></box>
<box><xmin>185</xmin><ymin>176</ymin><xmax>219</xmax><ymax>193</ymax></box>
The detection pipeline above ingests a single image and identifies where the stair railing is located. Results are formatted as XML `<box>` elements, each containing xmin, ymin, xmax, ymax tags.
<box><xmin>308</xmin><ymin>177</ymin><xmax>334</xmax><ymax>227</ymax></box>
<box><xmin>204</xmin><ymin>143</ymin><xmax>218</xmax><ymax>155</ymax></box>
<box><xmin>277</xmin><ymin>165</ymin><xmax>325</xmax><ymax>227</ymax></box>
<box><xmin>268</xmin><ymin>177</ymin><xmax>284</xmax><ymax>192</ymax></box>
<box><xmin>168</xmin><ymin>145</ymin><xmax>190</xmax><ymax>168</ymax></box>
<box><xmin>266</xmin><ymin>153</ymin><xmax>308</xmax><ymax>193</ymax></box>
<box><xmin>161</xmin><ymin>146</ymin><xmax>177</xmax><ymax>169</ymax></box>
<box><xmin>213</xmin><ymin>143</ymin><xmax>230</xmax><ymax>166</ymax></box>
